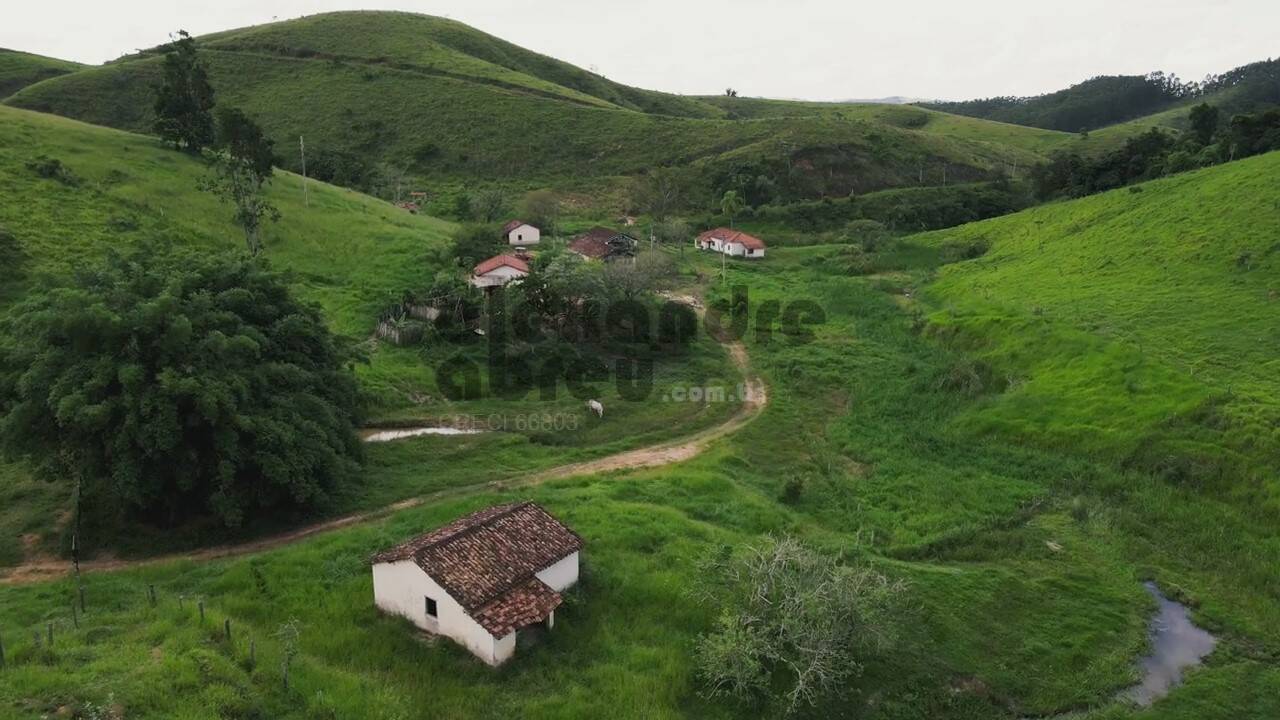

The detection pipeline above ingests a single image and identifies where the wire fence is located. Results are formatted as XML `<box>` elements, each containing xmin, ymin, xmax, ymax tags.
<box><xmin>0</xmin><ymin>581</ymin><xmax>301</xmax><ymax>691</ymax></box>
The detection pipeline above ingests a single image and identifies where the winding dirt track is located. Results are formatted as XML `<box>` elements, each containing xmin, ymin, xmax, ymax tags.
<box><xmin>1</xmin><ymin>316</ymin><xmax>766</xmax><ymax>586</ymax></box>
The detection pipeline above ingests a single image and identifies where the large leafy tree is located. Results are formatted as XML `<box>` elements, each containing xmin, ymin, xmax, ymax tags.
<box><xmin>0</xmin><ymin>246</ymin><xmax>363</xmax><ymax>528</ymax></box>
<box><xmin>153</xmin><ymin>30</ymin><xmax>216</xmax><ymax>153</ymax></box>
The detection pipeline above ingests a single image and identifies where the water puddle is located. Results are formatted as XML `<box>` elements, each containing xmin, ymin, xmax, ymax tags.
<box><xmin>361</xmin><ymin>427</ymin><xmax>485</xmax><ymax>443</ymax></box>
<box><xmin>1121</xmin><ymin>581</ymin><xmax>1217</xmax><ymax>706</ymax></box>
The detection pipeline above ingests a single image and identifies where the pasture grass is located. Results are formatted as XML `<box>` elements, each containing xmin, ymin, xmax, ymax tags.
<box><xmin>6</xmin><ymin>225</ymin><xmax>1280</xmax><ymax>718</ymax></box>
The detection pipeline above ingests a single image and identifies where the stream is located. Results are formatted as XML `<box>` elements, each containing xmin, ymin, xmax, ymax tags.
<box><xmin>361</xmin><ymin>427</ymin><xmax>485</xmax><ymax>443</ymax></box>
<box><xmin>1121</xmin><ymin>581</ymin><xmax>1218</xmax><ymax>706</ymax></box>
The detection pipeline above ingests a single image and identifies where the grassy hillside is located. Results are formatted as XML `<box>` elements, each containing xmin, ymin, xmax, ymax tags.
<box><xmin>4</xmin><ymin>234</ymin><xmax>1280</xmax><ymax>719</ymax></box>
<box><xmin>192</xmin><ymin>11</ymin><xmax>723</xmax><ymax>118</ymax></box>
<box><xmin>0</xmin><ymin>104</ymin><xmax>746</xmax><ymax>563</ymax></box>
<box><xmin>3</xmin><ymin>12</ymin><xmax>1060</xmax><ymax>205</ymax></box>
<box><xmin>0</xmin><ymin>48</ymin><xmax>81</xmax><ymax>99</ymax></box>
<box><xmin>916</xmin><ymin>151</ymin><xmax>1280</xmax><ymax>512</ymax></box>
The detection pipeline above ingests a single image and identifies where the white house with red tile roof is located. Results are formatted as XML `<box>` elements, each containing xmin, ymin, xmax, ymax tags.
<box><xmin>696</xmin><ymin>228</ymin><xmax>767</xmax><ymax>258</ymax></box>
<box><xmin>471</xmin><ymin>254</ymin><xmax>530</xmax><ymax>288</ymax></box>
<box><xmin>371</xmin><ymin>501</ymin><xmax>583</xmax><ymax>666</ymax></box>
<box><xmin>502</xmin><ymin>220</ymin><xmax>540</xmax><ymax>246</ymax></box>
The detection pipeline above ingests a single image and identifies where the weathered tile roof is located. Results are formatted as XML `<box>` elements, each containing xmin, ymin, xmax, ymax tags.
<box><xmin>698</xmin><ymin>227</ymin><xmax>766</xmax><ymax>249</ymax></box>
<box><xmin>473</xmin><ymin>577</ymin><xmax>563</xmax><ymax>637</ymax></box>
<box><xmin>372</xmin><ymin>502</ymin><xmax>582</xmax><ymax>635</ymax></box>
<box><xmin>503</xmin><ymin>219</ymin><xmax>532</xmax><ymax>234</ymax></box>
<box><xmin>569</xmin><ymin>226</ymin><xmax>637</xmax><ymax>259</ymax></box>
<box><xmin>473</xmin><ymin>254</ymin><xmax>530</xmax><ymax>276</ymax></box>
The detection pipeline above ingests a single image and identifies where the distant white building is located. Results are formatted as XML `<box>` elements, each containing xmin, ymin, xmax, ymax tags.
<box><xmin>470</xmin><ymin>254</ymin><xmax>530</xmax><ymax>288</ymax></box>
<box><xmin>503</xmin><ymin>220</ymin><xmax>541</xmax><ymax>246</ymax></box>
<box><xmin>696</xmin><ymin>228</ymin><xmax>767</xmax><ymax>258</ymax></box>
<box><xmin>371</xmin><ymin>501</ymin><xmax>583</xmax><ymax>666</ymax></box>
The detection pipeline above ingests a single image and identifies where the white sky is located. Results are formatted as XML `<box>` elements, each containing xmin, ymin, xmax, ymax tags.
<box><xmin>3</xmin><ymin>0</ymin><xmax>1276</xmax><ymax>101</ymax></box>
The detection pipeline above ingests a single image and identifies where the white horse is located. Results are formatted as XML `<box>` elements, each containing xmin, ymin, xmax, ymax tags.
<box><xmin>586</xmin><ymin>399</ymin><xmax>604</xmax><ymax>418</ymax></box>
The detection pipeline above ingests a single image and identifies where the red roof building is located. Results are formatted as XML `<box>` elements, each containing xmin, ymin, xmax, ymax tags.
<box><xmin>372</xmin><ymin>502</ymin><xmax>584</xmax><ymax>665</ymax></box>
<box><xmin>471</xmin><ymin>254</ymin><xmax>530</xmax><ymax>288</ymax></box>
<box><xmin>696</xmin><ymin>228</ymin><xmax>767</xmax><ymax>258</ymax></box>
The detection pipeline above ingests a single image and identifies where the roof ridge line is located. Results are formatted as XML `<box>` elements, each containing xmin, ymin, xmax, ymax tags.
<box><xmin>412</xmin><ymin>500</ymin><xmax>532</xmax><ymax>558</ymax></box>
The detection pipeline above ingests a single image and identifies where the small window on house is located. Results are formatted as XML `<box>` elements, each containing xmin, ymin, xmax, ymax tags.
<box><xmin>518</xmin><ymin>233</ymin><xmax>523</xmax><ymax>241</ymax></box>
<box><xmin>426</xmin><ymin>596</ymin><xmax>438</xmax><ymax>618</ymax></box>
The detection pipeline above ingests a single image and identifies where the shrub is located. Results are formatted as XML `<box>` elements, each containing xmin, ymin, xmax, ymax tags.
<box><xmin>936</xmin><ymin>357</ymin><xmax>996</xmax><ymax>396</ymax></box>
<box><xmin>25</xmin><ymin>155</ymin><xmax>80</xmax><ymax>186</ymax></box>
<box><xmin>780</xmin><ymin>475</ymin><xmax>806</xmax><ymax>504</ymax></box>
<box><xmin>693</xmin><ymin>536</ymin><xmax>907</xmax><ymax>714</ymax></box>
<box><xmin>940</xmin><ymin>238</ymin><xmax>990</xmax><ymax>264</ymax></box>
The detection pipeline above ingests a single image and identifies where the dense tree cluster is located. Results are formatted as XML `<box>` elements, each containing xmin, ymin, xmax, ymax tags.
<box><xmin>746</xmin><ymin>180</ymin><xmax>1030</xmax><ymax>234</ymax></box>
<box><xmin>0</xmin><ymin>247</ymin><xmax>364</xmax><ymax>529</ymax></box>
<box><xmin>923</xmin><ymin>59</ymin><xmax>1280</xmax><ymax>133</ymax></box>
<box><xmin>922</xmin><ymin>73</ymin><xmax>1194</xmax><ymax>132</ymax></box>
<box><xmin>1031</xmin><ymin>106</ymin><xmax>1280</xmax><ymax>200</ymax></box>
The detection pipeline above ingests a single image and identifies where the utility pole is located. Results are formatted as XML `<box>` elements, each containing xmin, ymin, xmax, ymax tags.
<box><xmin>72</xmin><ymin>477</ymin><xmax>82</xmax><ymax>609</ymax></box>
<box><xmin>299</xmin><ymin>136</ymin><xmax>310</xmax><ymax>207</ymax></box>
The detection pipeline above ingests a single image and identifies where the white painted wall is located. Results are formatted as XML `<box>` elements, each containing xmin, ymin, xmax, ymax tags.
<box><xmin>506</xmin><ymin>224</ymin><xmax>541</xmax><ymax>245</ymax></box>
<box><xmin>372</xmin><ymin>561</ymin><xmax>505</xmax><ymax>665</ymax></box>
<box><xmin>471</xmin><ymin>265</ymin><xmax>528</xmax><ymax>288</ymax></box>
<box><xmin>535</xmin><ymin>551</ymin><xmax>579</xmax><ymax>592</ymax></box>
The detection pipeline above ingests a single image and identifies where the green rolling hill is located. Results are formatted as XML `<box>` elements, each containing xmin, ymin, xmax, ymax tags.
<box><xmin>924</xmin><ymin>58</ymin><xmax>1280</xmax><ymax>149</ymax></box>
<box><xmin>916</xmin><ymin>150</ymin><xmax>1280</xmax><ymax>513</ymax></box>
<box><xmin>3</xmin><ymin>11</ymin><xmax>1066</xmax><ymax>206</ymax></box>
<box><xmin>0</xmin><ymin>47</ymin><xmax>82</xmax><ymax>99</ymax></box>
<box><xmin>0</xmin><ymin>104</ymin><xmax>451</xmax><ymax>333</ymax></box>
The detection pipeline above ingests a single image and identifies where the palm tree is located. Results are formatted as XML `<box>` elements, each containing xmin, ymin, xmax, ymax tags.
<box><xmin>720</xmin><ymin>190</ymin><xmax>746</xmax><ymax>229</ymax></box>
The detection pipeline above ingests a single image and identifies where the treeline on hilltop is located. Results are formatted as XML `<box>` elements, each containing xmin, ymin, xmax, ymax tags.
<box><xmin>735</xmin><ymin>181</ymin><xmax>1031</xmax><ymax>238</ymax></box>
<box><xmin>922</xmin><ymin>59</ymin><xmax>1280</xmax><ymax>132</ymax></box>
<box><xmin>1031</xmin><ymin>105</ymin><xmax>1280</xmax><ymax>200</ymax></box>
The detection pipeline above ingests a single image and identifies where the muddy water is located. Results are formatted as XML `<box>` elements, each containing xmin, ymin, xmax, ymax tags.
<box><xmin>1122</xmin><ymin>581</ymin><xmax>1218</xmax><ymax>706</ymax></box>
<box><xmin>361</xmin><ymin>427</ymin><xmax>485</xmax><ymax>443</ymax></box>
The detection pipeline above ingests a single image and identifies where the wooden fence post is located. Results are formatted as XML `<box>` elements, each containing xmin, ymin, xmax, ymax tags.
<box><xmin>249</xmin><ymin>638</ymin><xmax>256</xmax><ymax>668</ymax></box>
<box><xmin>46</xmin><ymin>622</ymin><xmax>53</xmax><ymax>648</ymax></box>
<box><xmin>224</xmin><ymin>619</ymin><xmax>232</xmax><ymax>643</ymax></box>
<box><xmin>198</xmin><ymin>600</ymin><xmax>205</xmax><ymax>623</ymax></box>
<box><xmin>148</xmin><ymin>584</ymin><xmax>157</xmax><ymax>607</ymax></box>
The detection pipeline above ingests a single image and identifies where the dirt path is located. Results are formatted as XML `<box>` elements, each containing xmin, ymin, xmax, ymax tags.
<box><xmin>1</xmin><ymin>307</ymin><xmax>766</xmax><ymax>586</ymax></box>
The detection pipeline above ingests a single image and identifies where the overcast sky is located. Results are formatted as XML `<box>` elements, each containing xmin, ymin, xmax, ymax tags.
<box><xmin>3</xmin><ymin>0</ymin><xmax>1276</xmax><ymax>101</ymax></box>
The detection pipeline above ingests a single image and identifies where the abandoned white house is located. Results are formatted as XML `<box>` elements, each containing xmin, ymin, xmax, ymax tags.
<box><xmin>371</xmin><ymin>501</ymin><xmax>583</xmax><ymax>666</ymax></box>
<box><xmin>470</xmin><ymin>254</ymin><xmax>530</xmax><ymax>288</ymax></box>
<box><xmin>696</xmin><ymin>228</ymin><xmax>767</xmax><ymax>258</ymax></box>
<box><xmin>503</xmin><ymin>220</ymin><xmax>541</xmax><ymax>246</ymax></box>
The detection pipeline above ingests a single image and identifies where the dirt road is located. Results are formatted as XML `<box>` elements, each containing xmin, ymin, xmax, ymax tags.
<box><xmin>1</xmin><ymin>313</ymin><xmax>766</xmax><ymax>586</ymax></box>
